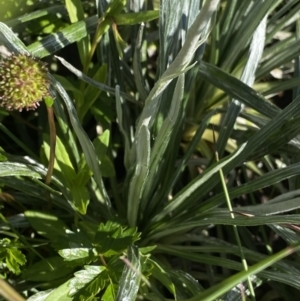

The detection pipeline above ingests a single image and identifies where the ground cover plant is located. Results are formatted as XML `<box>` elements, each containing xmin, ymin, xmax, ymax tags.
<box><xmin>1</xmin><ymin>0</ymin><xmax>300</xmax><ymax>300</ymax></box>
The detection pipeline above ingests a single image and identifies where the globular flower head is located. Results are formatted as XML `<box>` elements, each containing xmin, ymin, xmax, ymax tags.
<box><xmin>0</xmin><ymin>53</ymin><xmax>50</xmax><ymax>111</ymax></box>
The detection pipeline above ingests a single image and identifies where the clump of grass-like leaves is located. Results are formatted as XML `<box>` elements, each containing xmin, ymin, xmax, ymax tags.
<box><xmin>1</xmin><ymin>1</ymin><xmax>300</xmax><ymax>301</ymax></box>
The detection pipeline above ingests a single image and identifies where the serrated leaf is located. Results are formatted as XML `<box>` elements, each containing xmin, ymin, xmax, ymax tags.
<box><xmin>94</xmin><ymin>222</ymin><xmax>139</xmax><ymax>256</ymax></box>
<box><xmin>55</xmin><ymin>228</ymin><xmax>97</xmax><ymax>266</ymax></box>
<box><xmin>59</xmin><ymin>247</ymin><xmax>98</xmax><ymax>266</ymax></box>
<box><xmin>27</xmin><ymin>289</ymin><xmax>53</xmax><ymax>301</ymax></box>
<box><xmin>6</xmin><ymin>247</ymin><xmax>26</xmax><ymax>275</ymax></box>
<box><xmin>44</xmin><ymin>280</ymin><xmax>73</xmax><ymax>301</ymax></box>
<box><xmin>69</xmin><ymin>265</ymin><xmax>106</xmax><ymax>300</ymax></box>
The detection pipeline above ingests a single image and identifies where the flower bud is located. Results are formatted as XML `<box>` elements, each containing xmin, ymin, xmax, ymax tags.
<box><xmin>0</xmin><ymin>53</ymin><xmax>50</xmax><ymax>111</ymax></box>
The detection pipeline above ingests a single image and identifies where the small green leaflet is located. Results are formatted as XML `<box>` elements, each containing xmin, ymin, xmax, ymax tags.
<box><xmin>0</xmin><ymin>238</ymin><xmax>26</xmax><ymax>275</ymax></box>
<box><xmin>68</xmin><ymin>265</ymin><xmax>106</xmax><ymax>300</ymax></box>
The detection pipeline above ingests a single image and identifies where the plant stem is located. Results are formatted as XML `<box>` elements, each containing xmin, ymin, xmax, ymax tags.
<box><xmin>45</xmin><ymin>105</ymin><xmax>56</xmax><ymax>208</ymax></box>
<box><xmin>216</xmin><ymin>151</ymin><xmax>256</xmax><ymax>300</ymax></box>
<box><xmin>0</xmin><ymin>279</ymin><xmax>26</xmax><ymax>301</ymax></box>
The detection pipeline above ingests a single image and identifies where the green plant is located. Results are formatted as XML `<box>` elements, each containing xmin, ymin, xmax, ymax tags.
<box><xmin>2</xmin><ymin>0</ymin><xmax>300</xmax><ymax>300</ymax></box>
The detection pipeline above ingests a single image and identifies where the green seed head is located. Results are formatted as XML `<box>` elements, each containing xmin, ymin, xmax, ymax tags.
<box><xmin>0</xmin><ymin>53</ymin><xmax>50</xmax><ymax>111</ymax></box>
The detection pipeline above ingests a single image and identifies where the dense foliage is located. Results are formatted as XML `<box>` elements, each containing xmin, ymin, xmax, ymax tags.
<box><xmin>1</xmin><ymin>0</ymin><xmax>300</xmax><ymax>300</ymax></box>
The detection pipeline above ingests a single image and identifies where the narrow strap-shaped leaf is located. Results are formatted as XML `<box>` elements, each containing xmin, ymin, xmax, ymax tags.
<box><xmin>266</xmin><ymin>1</ymin><xmax>300</xmax><ymax>44</ymax></box>
<box><xmin>270</xmin><ymin>224</ymin><xmax>300</xmax><ymax>250</ymax></box>
<box><xmin>198</xmin><ymin>61</ymin><xmax>280</xmax><ymax>118</ymax></box>
<box><xmin>64</xmin><ymin>0</ymin><xmax>90</xmax><ymax>67</ymax></box>
<box><xmin>293</xmin><ymin>19</ymin><xmax>300</xmax><ymax>99</ymax></box>
<box><xmin>114</xmin><ymin>10</ymin><xmax>159</xmax><ymax>25</ymax></box>
<box><xmin>0</xmin><ymin>162</ymin><xmax>40</xmax><ymax>178</ymax></box>
<box><xmin>203</xmin><ymin>162</ymin><xmax>300</xmax><ymax>212</ymax></box>
<box><xmin>149</xmin><ymin>213</ymin><xmax>300</xmax><ymax>241</ymax></box>
<box><xmin>27</xmin><ymin>16</ymin><xmax>98</xmax><ymax>58</ymax></box>
<box><xmin>52</xmin><ymin>94</ymin><xmax>80</xmax><ymax>163</ymax></box>
<box><xmin>152</xmin><ymin>109</ymin><xmax>217</xmax><ymax>208</ymax></box>
<box><xmin>116</xmin><ymin>245</ymin><xmax>141</xmax><ymax>301</ymax></box>
<box><xmin>0</xmin><ymin>22</ymin><xmax>30</xmax><ymax>54</ymax></box>
<box><xmin>169</xmin><ymin>94</ymin><xmax>300</xmax><ymax>221</ymax></box>
<box><xmin>133</xmin><ymin>23</ymin><xmax>148</xmax><ymax>102</ymax></box>
<box><xmin>151</xmin><ymin>142</ymin><xmax>247</xmax><ymax>223</ymax></box>
<box><xmin>115</xmin><ymin>86</ymin><xmax>132</xmax><ymax>170</ymax></box>
<box><xmin>159</xmin><ymin>0</ymin><xmax>185</xmax><ymax>75</ymax></box>
<box><xmin>140</xmin><ymin>75</ymin><xmax>184</xmax><ymax>213</ymax></box>
<box><xmin>216</xmin><ymin>14</ymin><xmax>267</xmax><ymax>158</ymax></box>
<box><xmin>55</xmin><ymin>55</ymin><xmax>136</xmax><ymax>103</ymax></box>
<box><xmin>135</xmin><ymin>0</ymin><xmax>220</xmax><ymax>133</ymax></box>
<box><xmin>221</xmin><ymin>0</ymin><xmax>273</xmax><ymax>70</ymax></box>
<box><xmin>5</xmin><ymin>5</ymin><xmax>66</xmax><ymax>27</ymax></box>
<box><xmin>257</xmin><ymin>39</ymin><xmax>300</xmax><ymax>80</ymax></box>
<box><xmin>238</xmin><ymin>197</ymin><xmax>300</xmax><ymax>216</ymax></box>
<box><xmin>127</xmin><ymin>0</ymin><xmax>220</xmax><ymax>204</ymax></box>
<box><xmin>190</xmin><ymin>244</ymin><xmax>300</xmax><ymax>301</ymax></box>
<box><xmin>0</xmin><ymin>124</ymin><xmax>37</xmax><ymax>159</ymax></box>
<box><xmin>127</xmin><ymin>125</ymin><xmax>150</xmax><ymax>227</ymax></box>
